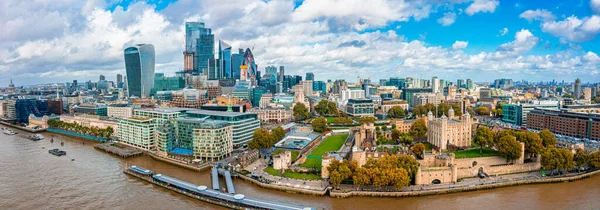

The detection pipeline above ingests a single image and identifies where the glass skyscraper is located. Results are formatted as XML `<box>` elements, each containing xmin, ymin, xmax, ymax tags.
<box><xmin>219</xmin><ymin>40</ymin><xmax>232</xmax><ymax>79</ymax></box>
<box><xmin>124</xmin><ymin>44</ymin><xmax>155</xmax><ymax>98</ymax></box>
<box><xmin>231</xmin><ymin>49</ymin><xmax>244</xmax><ymax>80</ymax></box>
<box><xmin>306</xmin><ymin>72</ymin><xmax>314</xmax><ymax>81</ymax></box>
<box><xmin>185</xmin><ymin>22</ymin><xmax>214</xmax><ymax>75</ymax></box>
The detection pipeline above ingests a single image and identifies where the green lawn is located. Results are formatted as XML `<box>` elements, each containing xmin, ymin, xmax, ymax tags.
<box><xmin>422</xmin><ymin>142</ymin><xmax>433</xmax><ymax>152</ymax></box>
<box><xmin>273</xmin><ymin>149</ymin><xmax>300</xmax><ymax>162</ymax></box>
<box><xmin>263</xmin><ymin>167</ymin><xmax>322</xmax><ymax>180</ymax></box>
<box><xmin>300</xmin><ymin>134</ymin><xmax>348</xmax><ymax>169</ymax></box>
<box><xmin>326</xmin><ymin>117</ymin><xmax>336</xmax><ymax>123</ymax></box>
<box><xmin>450</xmin><ymin>148</ymin><xmax>501</xmax><ymax>159</ymax></box>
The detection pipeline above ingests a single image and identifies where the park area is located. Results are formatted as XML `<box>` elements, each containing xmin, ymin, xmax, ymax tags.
<box><xmin>263</xmin><ymin>167</ymin><xmax>322</xmax><ymax>180</ymax></box>
<box><xmin>300</xmin><ymin>134</ymin><xmax>348</xmax><ymax>169</ymax></box>
<box><xmin>451</xmin><ymin>148</ymin><xmax>501</xmax><ymax>159</ymax></box>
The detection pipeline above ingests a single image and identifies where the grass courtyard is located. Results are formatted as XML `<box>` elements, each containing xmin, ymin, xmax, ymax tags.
<box><xmin>300</xmin><ymin>134</ymin><xmax>348</xmax><ymax>169</ymax></box>
<box><xmin>263</xmin><ymin>167</ymin><xmax>322</xmax><ymax>180</ymax></box>
<box><xmin>450</xmin><ymin>147</ymin><xmax>501</xmax><ymax>159</ymax></box>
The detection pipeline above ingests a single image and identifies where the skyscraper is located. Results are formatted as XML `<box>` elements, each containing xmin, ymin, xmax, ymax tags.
<box><xmin>466</xmin><ymin>79</ymin><xmax>474</xmax><ymax>90</ymax></box>
<box><xmin>574</xmin><ymin>78</ymin><xmax>582</xmax><ymax>99</ymax></box>
<box><xmin>99</xmin><ymin>75</ymin><xmax>105</xmax><ymax>81</ymax></box>
<box><xmin>117</xmin><ymin>74</ymin><xmax>123</xmax><ymax>84</ymax></box>
<box><xmin>431</xmin><ymin>76</ymin><xmax>440</xmax><ymax>93</ymax></box>
<box><xmin>219</xmin><ymin>40</ymin><xmax>232</xmax><ymax>79</ymax></box>
<box><xmin>279</xmin><ymin>66</ymin><xmax>285</xmax><ymax>82</ymax></box>
<box><xmin>124</xmin><ymin>44</ymin><xmax>155</xmax><ymax>98</ymax></box>
<box><xmin>184</xmin><ymin>22</ymin><xmax>214</xmax><ymax>75</ymax></box>
<box><xmin>306</xmin><ymin>72</ymin><xmax>314</xmax><ymax>81</ymax></box>
<box><xmin>231</xmin><ymin>49</ymin><xmax>244</xmax><ymax>80</ymax></box>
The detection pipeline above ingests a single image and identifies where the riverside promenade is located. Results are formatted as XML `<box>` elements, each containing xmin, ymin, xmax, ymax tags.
<box><xmin>0</xmin><ymin>121</ymin><xmax>45</xmax><ymax>133</ymax></box>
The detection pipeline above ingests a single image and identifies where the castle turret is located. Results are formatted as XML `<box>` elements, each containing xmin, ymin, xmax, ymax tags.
<box><xmin>448</xmin><ymin>107</ymin><xmax>455</xmax><ymax>119</ymax></box>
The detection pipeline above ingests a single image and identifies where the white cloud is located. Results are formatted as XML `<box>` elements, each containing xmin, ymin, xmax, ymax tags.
<box><xmin>592</xmin><ymin>0</ymin><xmax>600</xmax><ymax>14</ymax></box>
<box><xmin>452</xmin><ymin>41</ymin><xmax>468</xmax><ymax>49</ymax></box>
<box><xmin>0</xmin><ymin>0</ymin><xmax>598</xmax><ymax>85</ymax></box>
<box><xmin>437</xmin><ymin>12</ymin><xmax>456</xmax><ymax>26</ymax></box>
<box><xmin>519</xmin><ymin>9</ymin><xmax>556</xmax><ymax>22</ymax></box>
<box><xmin>495</xmin><ymin>29</ymin><xmax>539</xmax><ymax>55</ymax></box>
<box><xmin>541</xmin><ymin>15</ymin><xmax>600</xmax><ymax>42</ymax></box>
<box><xmin>465</xmin><ymin>0</ymin><xmax>499</xmax><ymax>16</ymax></box>
<box><xmin>499</xmin><ymin>27</ymin><xmax>508</xmax><ymax>36</ymax></box>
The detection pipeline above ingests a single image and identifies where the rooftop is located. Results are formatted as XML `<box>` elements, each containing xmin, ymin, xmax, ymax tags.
<box><xmin>187</xmin><ymin>109</ymin><xmax>253</xmax><ymax>117</ymax></box>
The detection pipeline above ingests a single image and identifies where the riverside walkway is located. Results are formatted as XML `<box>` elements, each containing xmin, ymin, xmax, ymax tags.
<box><xmin>126</xmin><ymin>166</ymin><xmax>314</xmax><ymax>210</ymax></box>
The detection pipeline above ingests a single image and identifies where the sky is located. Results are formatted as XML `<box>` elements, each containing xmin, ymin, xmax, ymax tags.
<box><xmin>1</xmin><ymin>0</ymin><xmax>600</xmax><ymax>86</ymax></box>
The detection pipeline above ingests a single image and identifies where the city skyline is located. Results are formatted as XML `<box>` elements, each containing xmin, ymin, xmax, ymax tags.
<box><xmin>2</xmin><ymin>0</ymin><xmax>600</xmax><ymax>86</ymax></box>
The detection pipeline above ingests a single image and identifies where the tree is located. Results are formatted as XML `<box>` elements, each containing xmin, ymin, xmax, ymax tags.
<box><xmin>437</xmin><ymin>103</ymin><xmax>450</xmax><ymax>117</ymax></box>
<box><xmin>391</xmin><ymin>129</ymin><xmax>401</xmax><ymax>143</ymax></box>
<box><xmin>329</xmin><ymin>170</ymin><xmax>343</xmax><ymax>188</ymax></box>
<box><xmin>272</xmin><ymin>126</ymin><xmax>286</xmax><ymax>142</ymax></box>
<box><xmin>293</xmin><ymin>103</ymin><xmax>310</xmax><ymax>121</ymax></box>
<box><xmin>359</xmin><ymin>116</ymin><xmax>376</xmax><ymax>124</ymax></box>
<box><xmin>248</xmin><ymin>128</ymin><xmax>274</xmax><ymax>149</ymax></box>
<box><xmin>391</xmin><ymin>124</ymin><xmax>397</xmax><ymax>130</ymax></box>
<box><xmin>399</xmin><ymin>133</ymin><xmax>413</xmax><ymax>145</ymax></box>
<box><xmin>387</xmin><ymin>106</ymin><xmax>406</xmax><ymax>119</ymax></box>
<box><xmin>314</xmin><ymin>100</ymin><xmax>329</xmax><ymax>116</ymax></box>
<box><xmin>327</xmin><ymin>101</ymin><xmax>339</xmax><ymax>116</ymax></box>
<box><xmin>541</xmin><ymin>147</ymin><xmax>574</xmax><ymax>175</ymax></box>
<box><xmin>519</xmin><ymin>132</ymin><xmax>544</xmax><ymax>156</ymax></box>
<box><xmin>497</xmin><ymin>135</ymin><xmax>522</xmax><ymax>162</ymax></box>
<box><xmin>411</xmin><ymin>143</ymin><xmax>426</xmax><ymax>158</ymax></box>
<box><xmin>563</xmin><ymin>93</ymin><xmax>575</xmax><ymax>99</ymax></box>
<box><xmin>475</xmin><ymin>106</ymin><xmax>490</xmax><ymax>115</ymax></box>
<box><xmin>450</xmin><ymin>104</ymin><xmax>462</xmax><ymax>116</ymax></box>
<box><xmin>409</xmin><ymin>118</ymin><xmax>427</xmax><ymax>139</ymax></box>
<box><xmin>412</xmin><ymin>105</ymin><xmax>425</xmax><ymax>117</ymax></box>
<box><xmin>390</xmin><ymin>168</ymin><xmax>410</xmax><ymax>190</ymax></box>
<box><xmin>538</xmin><ymin>129</ymin><xmax>557</xmax><ymax>148</ymax></box>
<box><xmin>473</xmin><ymin>126</ymin><xmax>495</xmax><ymax>153</ymax></box>
<box><xmin>574</xmin><ymin>148</ymin><xmax>590</xmax><ymax>172</ymax></box>
<box><xmin>332</xmin><ymin>117</ymin><xmax>353</xmax><ymax>125</ymax></box>
<box><xmin>312</xmin><ymin>117</ymin><xmax>328</xmax><ymax>133</ymax></box>
<box><xmin>353</xmin><ymin>167</ymin><xmax>371</xmax><ymax>190</ymax></box>
<box><xmin>590</xmin><ymin>152</ymin><xmax>600</xmax><ymax>169</ymax></box>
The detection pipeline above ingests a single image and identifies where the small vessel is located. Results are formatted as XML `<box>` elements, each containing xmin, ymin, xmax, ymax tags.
<box><xmin>28</xmin><ymin>134</ymin><xmax>44</xmax><ymax>141</ymax></box>
<box><xmin>49</xmin><ymin>149</ymin><xmax>66</xmax><ymax>156</ymax></box>
<box><xmin>3</xmin><ymin>129</ymin><xmax>17</xmax><ymax>135</ymax></box>
<box><xmin>50</xmin><ymin>138</ymin><xmax>54</xmax><ymax>143</ymax></box>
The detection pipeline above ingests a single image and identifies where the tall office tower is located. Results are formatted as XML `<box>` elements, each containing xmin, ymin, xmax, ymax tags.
<box><xmin>124</xmin><ymin>44</ymin><xmax>155</xmax><ymax>98</ymax></box>
<box><xmin>184</xmin><ymin>22</ymin><xmax>214</xmax><ymax>75</ymax></box>
<box><xmin>306</xmin><ymin>72</ymin><xmax>314</xmax><ymax>81</ymax></box>
<box><xmin>380</xmin><ymin>79</ymin><xmax>388</xmax><ymax>86</ymax></box>
<box><xmin>117</xmin><ymin>74</ymin><xmax>123</xmax><ymax>84</ymax></box>
<box><xmin>231</xmin><ymin>49</ymin><xmax>244</xmax><ymax>80</ymax></box>
<box><xmin>219</xmin><ymin>40</ymin><xmax>232</xmax><ymax>79</ymax></box>
<box><xmin>265</xmin><ymin>66</ymin><xmax>277</xmax><ymax>75</ymax></box>
<box><xmin>466</xmin><ymin>79</ymin><xmax>474</xmax><ymax>90</ymax></box>
<box><xmin>457</xmin><ymin>79</ymin><xmax>466</xmax><ymax>89</ymax></box>
<box><xmin>431</xmin><ymin>76</ymin><xmax>440</xmax><ymax>93</ymax></box>
<box><xmin>279</xmin><ymin>66</ymin><xmax>285</xmax><ymax>83</ymax></box>
<box><xmin>99</xmin><ymin>75</ymin><xmax>105</xmax><ymax>81</ymax></box>
<box><xmin>583</xmin><ymin>87</ymin><xmax>592</xmax><ymax>100</ymax></box>
<box><xmin>574</xmin><ymin>78</ymin><xmax>582</xmax><ymax>99</ymax></box>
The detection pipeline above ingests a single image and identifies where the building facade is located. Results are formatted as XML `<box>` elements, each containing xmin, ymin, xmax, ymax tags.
<box><xmin>527</xmin><ymin>108</ymin><xmax>600</xmax><ymax>140</ymax></box>
<box><xmin>117</xmin><ymin>117</ymin><xmax>156</xmax><ymax>151</ymax></box>
<box><xmin>186</xmin><ymin>110</ymin><xmax>260</xmax><ymax>147</ymax></box>
<box><xmin>124</xmin><ymin>44</ymin><xmax>155</xmax><ymax>98</ymax></box>
<box><xmin>346</xmin><ymin>98</ymin><xmax>375</xmax><ymax>116</ymax></box>
<box><xmin>427</xmin><ymin>109</ymin><xmax>472</xmax><ymax>151</ymax></box>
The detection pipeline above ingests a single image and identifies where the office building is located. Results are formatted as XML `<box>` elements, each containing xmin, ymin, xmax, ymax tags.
<box><xmin>431</xmin><ymin>77</ymin><xmax>440</xmax><ymax>93</ymax></box>
<box><xmin>184</xmin><ymin>22</ymin><xmax>214</xmax><ymax>75</ymax></box>
<box><xmin>73</xmin><ymin>104</ymin><xmax>107</xmax><ymax>116</ymax></box>
<box><xmin>219</xmin><ymin>40</ymin><xmax>232</xmax><ymax>79</ymax></box>
<box><xmin>186</xmin><ymin>110</ymin><xmax>260</xmax><ymax>147</ymax></box>
<box><xmin>47</xmin><ymin>100</ymin><xmax>63</xmax><ymax>115</ymax></box>
<box><xmin>231</xmin><ymin>49</ymin><xmax>244</xmax><ymax>80</ymax></box>
<box><xmin>99</xmin><ymin>75</ymin><xmax>105</xmax><ymax>81</ymax></box>
<box><xmin>502</xmin><ymin>101</ymin><xmax>559</xmax><ymax>126</ymax></box>
<box><xmin>124</xmin><ymin>44</ymin><xmax>155</xmax><ymax>98</ymax></box>
<box><xmin>584</xmin><ymin>87</ymin><xmax>592</xmax><ymax>100</ymax></box>
<box><xmin>107</xmin><ymin>104</ymin><xmax>136</xmax><ymax>119</ymax></box>
<box><xmin>15</xmin><ymin>99</ymin><xmax>49</xmax><ymax>123</ymax></box>
<box><xmin>401</xmin><ymin>88</ymin><xmax>433</xmax><ymax>105</ymax></box>
<box><xmin>306</xmin><ymin>72</ymin><xmax>314</xmax><ymax>81</ymax></box>
<box><xmin>346</xmin><ymin>98</ymin><xmax>375</xmax><ymax>116</ymax></box>
<box><xmin>117</xmin><ymin>74</ymin><xmax>123</xmax><ymax>84</ymax></box>
<box><xmin>152</xmin><ymin>73</ymin><xmax>185</xmax><ymax>95</ymax></box>
<box><xmin>494</xmin><ymin>79</ymin><xmax>514</xmax><ymax>90</ymax></box>
<box><xmin>574</xmin><ymin>78</ymin><xmax>582</xmax><ymax>99</ymax></box>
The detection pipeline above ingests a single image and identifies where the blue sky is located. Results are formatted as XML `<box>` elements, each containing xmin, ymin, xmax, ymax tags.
<box><xmin>1</xmin><ymin>0</ymin><xmax>599</xmax><ymax>85</ymax></box>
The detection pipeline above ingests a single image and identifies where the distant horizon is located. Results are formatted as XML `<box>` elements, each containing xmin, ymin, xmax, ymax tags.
<box><xmin>1</xmin><ymin>0</ymin><xmax>599</xmax><ymax>85</ymax></box>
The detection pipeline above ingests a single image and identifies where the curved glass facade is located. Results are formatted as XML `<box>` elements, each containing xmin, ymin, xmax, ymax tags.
<box><xmin>124</xmin><ymin>44</ymin><xmax>155</xmax><ymax>98</ymax></box>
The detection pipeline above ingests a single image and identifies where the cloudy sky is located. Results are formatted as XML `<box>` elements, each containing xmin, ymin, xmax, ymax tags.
<box><xmin>1</xmin><ymin>0</ymin><xmax>600</xmax><ymax>86</ymax></box>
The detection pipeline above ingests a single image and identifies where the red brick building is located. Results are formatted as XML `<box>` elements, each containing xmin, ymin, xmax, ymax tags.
<box><xmin>527</xmin><ymin>108</ymin><xmax>600</xmax><ymax>140</ymax></box>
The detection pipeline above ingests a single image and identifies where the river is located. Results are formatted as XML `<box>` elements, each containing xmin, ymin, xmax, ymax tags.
<box><xmin>1</xmin><ymin>132</ymin><xmax>599</xmax><ymax>210</ymax></box>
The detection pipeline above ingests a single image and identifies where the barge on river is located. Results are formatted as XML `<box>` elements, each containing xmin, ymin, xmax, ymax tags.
<box><xmin>125</xmin><ymin>166</ymin><xmax>314</xmax><ymax>210</ymax></box>
<box><xmin>49</xmin><ymin>149</ymin><xmax>66</xmax><ymax>156</ymax></box>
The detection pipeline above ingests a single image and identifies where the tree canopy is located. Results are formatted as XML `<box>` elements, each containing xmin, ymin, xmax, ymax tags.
<box><xmin>475</xmin><ymin>106</ymin><xmax>490</xmax><ymax>115</ymax></box>
<box><xmin>409</xmin><ymin>118</ymin><xmax>427</xmax><ymax>139</ymax></box>
<box><xmin>293</xmin><ymin>103</ymin><xmax>310</xmax><ymax>121</ymax></box>
<box><xmin>315</xmin><ymin>100</ymin><xmax>339</xmax><ymax>116</ymax></box>
<box><xmin>411</xmin><ymin>143</ymin><xmax>426</xmax><ymax>158</ymax></box>
<box><xmin>473</xmin><ymin>126</ymin><xmax>495</xmax><ymax>153</ymax></box>
<box><xmin>312</xmin><ymin>117</ymin><xmax>328</xmax><ymax>133</ymax></box>
<box><xmin>248</xmin><ymin>127</ymin><xmax>286</xmax><ymax>150</ymax></box>
<box><xmin>387</xmin><ymin>106</ymin><xmax>406</xmax><ymax>119</ymax></box>
<box><xmin>497</xmin><ymin>135</ymin><xmax>522</xmax><ymax>162</ymax></box>
<box><xmin>539</xmin><ymin>129</ymin><xmax>557</xmax><ymax>148</ymax></box>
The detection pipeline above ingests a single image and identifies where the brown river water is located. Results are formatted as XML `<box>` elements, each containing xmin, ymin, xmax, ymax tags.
<box><xmin>1</xmin><ymin>132</ymin><xmax>599</xmax><ymax>210</ymax></box>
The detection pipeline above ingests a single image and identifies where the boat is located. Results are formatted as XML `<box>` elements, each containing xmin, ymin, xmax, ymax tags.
<box><xmin>28</xmin><ymin>134</ymin><xmax>44</xmax><ymax>141</ymax></box>
<box><xmin>49</xmin><ymin>149</ymin><xmax>66</xmax><ymax>156</ymax></box>
<box><xmin>3</xmin><ymin>129</ymin><xmax>17</xmax><ymax>135</ymax></box>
